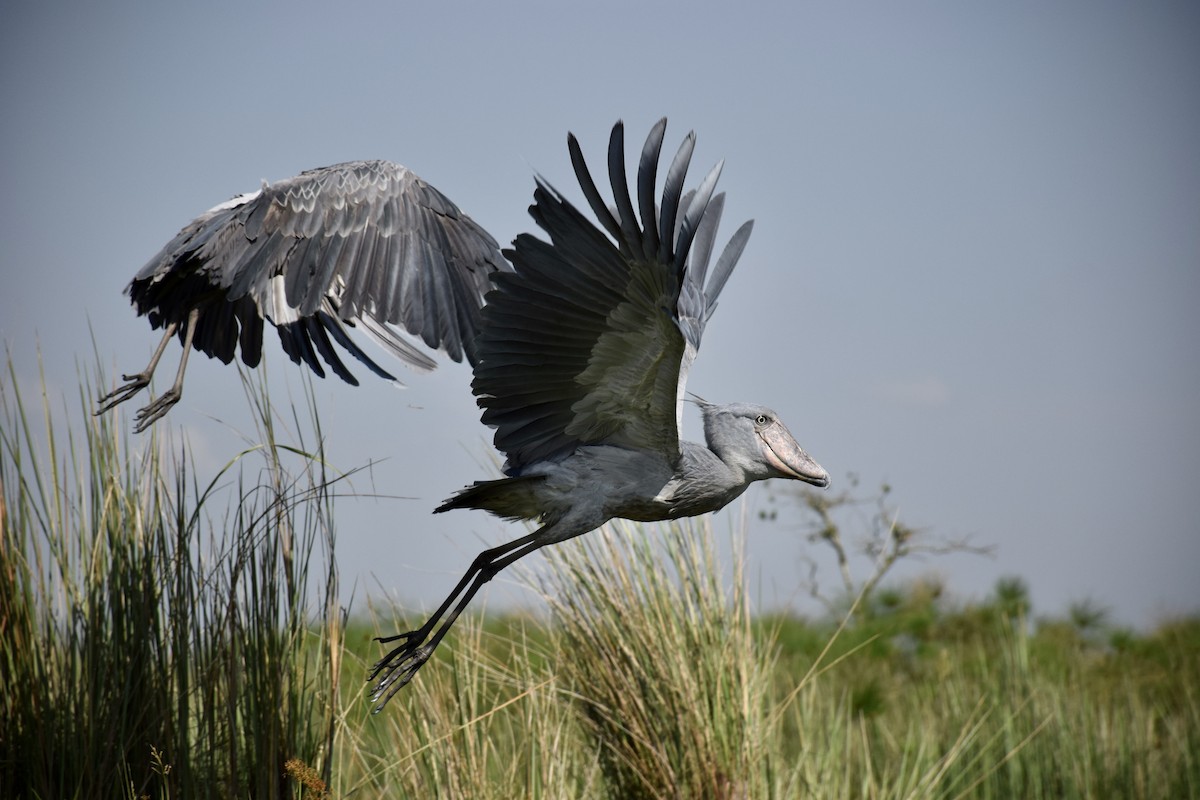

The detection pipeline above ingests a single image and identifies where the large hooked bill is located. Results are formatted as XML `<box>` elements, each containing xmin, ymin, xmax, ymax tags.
<box><xmin>760</xmin><ymin>423</ymin><xmax>830</xmax><ymax>488</ymax></box>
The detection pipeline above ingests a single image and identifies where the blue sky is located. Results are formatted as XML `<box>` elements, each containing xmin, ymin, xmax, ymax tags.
<box><xmin>3</xmin><ymin>1</ymin><xmax>1197</xmax><ymax>628</ymax></box>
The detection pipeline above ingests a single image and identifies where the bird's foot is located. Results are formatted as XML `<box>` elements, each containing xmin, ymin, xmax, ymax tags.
<box><xmin>367</xmin><ymin>629</ymin><xmax>435</xmax><ymax>712</ymax></box>
<box><xmin>132</xmin><ymin>389</ymin><xmax>181</xmax><ymax>433</ymax></box>
<box><xmin>95</xmin><ymin>372</ymin><xmax>152</xmax><ymax>415</ymax></box>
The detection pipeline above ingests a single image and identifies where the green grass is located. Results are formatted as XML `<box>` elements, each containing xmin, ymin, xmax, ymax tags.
<box><xmin>2</xmin><ymin>356</ymin><xmax>1197</xmax><ymax>798</ymax></box>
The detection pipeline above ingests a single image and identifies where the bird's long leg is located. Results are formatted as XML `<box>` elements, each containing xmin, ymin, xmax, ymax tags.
<box><xmin>131</xmin><ymin>308</ymin><xmax>200</xmax><ymax>433</ymax></box>
<box><xmin>367</xmin><ymin>526</ymin><xmax>556</xmax><ymax>712</ymax></box>
<box><xmin>96</xmin><ymin>320</ymin><xmax>179</xmax><ymax>415</ymax></box>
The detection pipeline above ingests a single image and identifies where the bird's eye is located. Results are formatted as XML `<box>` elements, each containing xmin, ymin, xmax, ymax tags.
<box><xmin>755</xmin><ymin>414</ymin><xmax>769</xmax><ymax>426</ymax></box>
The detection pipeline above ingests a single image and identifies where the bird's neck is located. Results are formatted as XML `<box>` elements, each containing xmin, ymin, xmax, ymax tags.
<box><xmin>669</xmin><ymin>440</ymin><xmax>754</xmax><ymax>516</ymax></box>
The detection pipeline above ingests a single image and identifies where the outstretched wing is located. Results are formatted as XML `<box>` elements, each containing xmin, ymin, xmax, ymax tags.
<box><xmin>472</xmin><ymin>119</ymin><xmax>754</xmax><ymax>472</ymax></box>
<box><xmin>128</xmin><ymin>160</ymin><xmax>508</xmax><ymax>384</ymax></box>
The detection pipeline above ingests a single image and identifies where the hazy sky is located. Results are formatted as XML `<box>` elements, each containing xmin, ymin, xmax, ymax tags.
<box><xmin>3</xmin><ymin>1</ymin><xmax>1197</xmax><ymax>629</ymax></box>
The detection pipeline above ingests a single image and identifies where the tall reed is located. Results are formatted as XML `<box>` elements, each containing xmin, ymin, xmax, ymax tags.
<box><xmin>538</xmin><ymin>518</ymin><xmax>771</xmax><ymax>799</ymax></box>
<box><xmin>0</xmin><ymin>358</ymin><xmax>342</xmax><ymax>799</ymax></box>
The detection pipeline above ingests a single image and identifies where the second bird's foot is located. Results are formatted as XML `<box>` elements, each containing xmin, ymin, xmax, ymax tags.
<box><xmin>132</xmin><ymin>390</ymin><xmax>181</xmax><ymax>433</ymax></box>
<box><xmin>95</xmin><ymin>373</ymin><xmax>152</xmax><ymax>415</ymax></box>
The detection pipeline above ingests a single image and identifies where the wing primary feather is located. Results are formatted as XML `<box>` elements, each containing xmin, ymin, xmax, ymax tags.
<box><xmin>236</xmin><ymin>300</ymin><xmax>265</xmax><ymax>367</ymax></box>
<box><xmin>674</xmin><ymin>160</ymin><xmax>724</xmax><ymax>269</ymax></box>
<box><xmin>275</xmin><ymin>320</ymin><xmax>327</xmax><ymax>378</ymax></box>
<box><xmin>704</xmin><ymin>219</ymin><xmax>754</xmax><ymax>309</ymax></box>
<box><xmin>316</xmin><ymin>310</ymin><xmax>398</xmax><ymax>381</ymax></box>
<box><xmin>606</xmin><ymin>121</ymin><xmax>644</xmax><ymax>259</ymax></box>
<box><xmin>673</xmin><ymin>189</ymin><xmax>694</xmax><ymax>248</ymax></box>
<box><xmin>357</xmin><ymin>315</ymin><xmax>438</xmax><ymax>372</ymax></box>
<box><xmin>637</xmin><ymin>118</ymin><xmax>667</xmax><ymax>257</ymax></box>
<box><xmin>658</xmin><ymin>132</ymin><xmax>696</xmax><ymax>262</ymax></box>
<box><xmin>305</xmin><ymin>317</ymin><xmax>358</xmax><ymax>384</ymax></box>
<box><xmin>567</xmin><ymin>135</ymin><xmax>622</xmax><ymax>244</ymax></box>
<box><xmin>688</xmin><ymin>192</ymin><xmax>725</xmax><ymax>290</ymax></box>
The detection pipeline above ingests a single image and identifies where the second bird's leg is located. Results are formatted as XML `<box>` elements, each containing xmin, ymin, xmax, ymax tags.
<box><xmin>131</xmin><ymin>308</ymin><xmax>199</xmax><ymax>433</ymax></box>
<box><xmin>367</xmin><ymin>527</ymin><xmax>552</xmax><ymax>712</ymax></box>
<box><xmin>96</xmin><ymin>321</ymin><xmax>178</xmax><ymax>414</ymax></box>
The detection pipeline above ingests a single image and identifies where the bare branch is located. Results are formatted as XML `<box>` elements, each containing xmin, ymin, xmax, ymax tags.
<box><xmin>772</xmin><ymin>476</ymin><xmax>995</xmax><ymax>619</ymax></box>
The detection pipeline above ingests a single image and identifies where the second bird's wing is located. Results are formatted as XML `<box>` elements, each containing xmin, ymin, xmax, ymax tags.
<box><xmin>129</xmin><ymin>160</ymin><xmax>508</xmax><ymax>384</ymax></box>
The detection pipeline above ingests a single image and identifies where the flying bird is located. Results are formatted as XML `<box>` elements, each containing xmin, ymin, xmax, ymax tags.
<box><xmin>100</xmin><ymin>119</ymin><xmax>830</xmax><ymax>711</ymax></box>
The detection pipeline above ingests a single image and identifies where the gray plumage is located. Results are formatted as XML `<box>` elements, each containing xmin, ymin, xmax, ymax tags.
<box><xmin>98</xmin><ymin>160</ymin><xmax>505</xmax><ymax>430</ymax></box>
<box><xmin>98</xmin><ymin>119</ymin><xmax>829</xmax><ymax>712</ymax></box>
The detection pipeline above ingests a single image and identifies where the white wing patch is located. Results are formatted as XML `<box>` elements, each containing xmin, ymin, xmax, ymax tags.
<box><xmin>263</xmin><ymin>274</ymin><xmax>298</xmax><ymax>325</ymax></box>
<box><xmin>208</xmin><ymin>190</ymin><xmax>261</xmax><ymax>214</ymax></box>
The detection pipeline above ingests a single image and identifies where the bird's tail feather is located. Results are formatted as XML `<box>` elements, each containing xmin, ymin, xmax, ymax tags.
<box><xmin>434</xmin><ymin>474</ymin><xmax>546</xmax><ymax>522</ymax></box>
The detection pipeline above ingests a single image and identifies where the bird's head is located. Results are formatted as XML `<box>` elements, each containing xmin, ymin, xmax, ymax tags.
<box><xmin>696</xmin><ymin>401</ymin><xmax>830</xmax><ymax>488</ymax></box>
